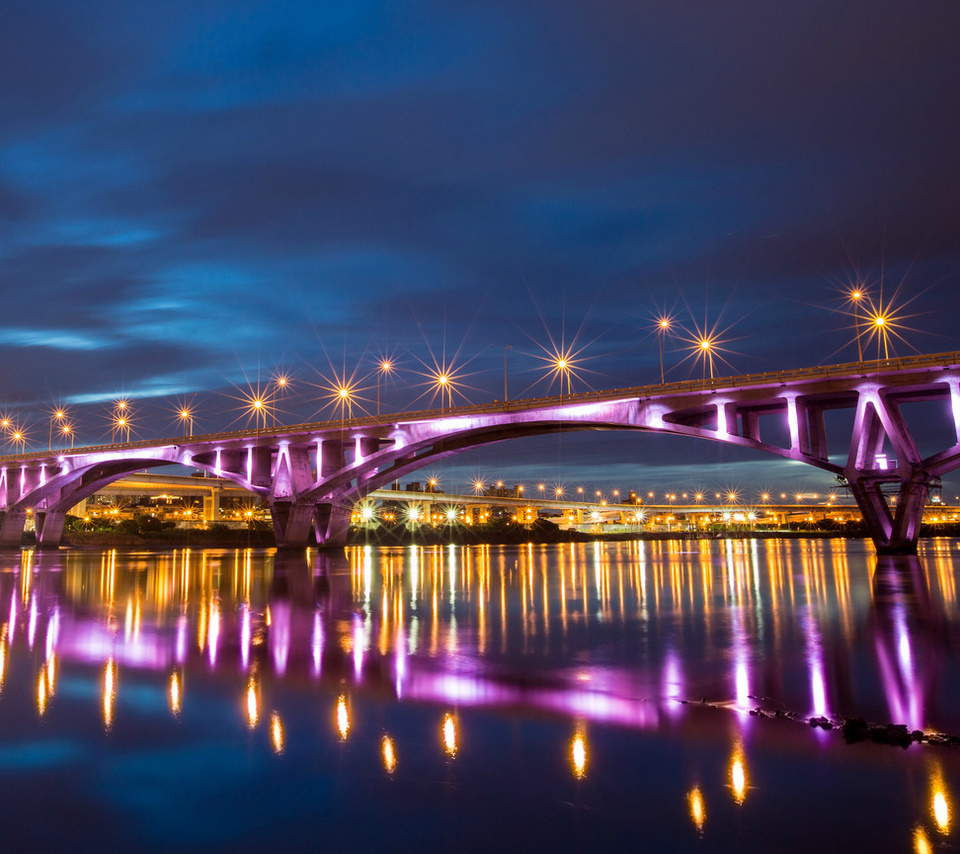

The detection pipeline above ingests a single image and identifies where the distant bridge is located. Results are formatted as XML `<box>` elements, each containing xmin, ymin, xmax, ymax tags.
<box><xmin>3</xmin><ymin>350</ymin><xmax>960</xmax><ymax>553</ymax></box>
<box><xmin>84</xmin><ymin>476</ymin><xmax>867</xmax><ymax>528</ymax></box>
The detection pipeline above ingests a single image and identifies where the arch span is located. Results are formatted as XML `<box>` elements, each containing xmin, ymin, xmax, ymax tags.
<box><xmin>2</xmin><ymin>351</ymin><xmax>960</xmax><ymax>553</ymax></box>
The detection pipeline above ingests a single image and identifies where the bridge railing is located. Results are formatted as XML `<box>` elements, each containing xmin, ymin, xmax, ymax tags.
<box><xmin>2</xmin><ymin>350</ymin><xmax>958</xmax><ymax>465</ymax></box>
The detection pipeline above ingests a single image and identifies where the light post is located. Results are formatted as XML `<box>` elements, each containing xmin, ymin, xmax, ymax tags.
<box><xmin>556</xmin><ymin>357</ymin><xmax>570</xmax><ymax>402</ymax></box>
<box><xmin>503</xmin><ymin>345</ymin><xmax>512</xmax><ymax>403</ymax></box>
<box><xmin>49</xmin><ymin>407</ymin><xmax>67</xmax><ymax>451</ymax></box>
<box><xmin>850</xmin><ymin>288</ymin><xmax>865</xmax><ymax>362</ymax></box>
<box><xmin>657</xmin><ymin>317</ymin><xmax>671</xmax><ymax>384</ymax></box>
<box><xmin>114</xmin><ymin>416</ymin><xmax>130</xmax><ymax>444</ymax></box>
<box><xmin>60</xmin><ymin>423</ymin><xmax>75</xmax><ymax>450</ymax></box>
<box><xmin>698</xmin><ymin>337</ymin><xmax>714</xmax><ymax>380</ymax></box>
<box><xmin>872</xmin><ymin>313</ymin><xmax>889</xmax><ymax>360</ymax></box>
<box><xmin>437</xmin><ymin>374</ymin><xmax>450</xmax><ymax>414</ymax></box>
<box><xmin>377</xmin><ymin>359</ymin><xmax>393</xmax><ymax>416</ymax></box>
<box><xmin>111</xmin><ymin>400</ymin><xmax>133</xmax><ymax>444</ymax></box>
<box><xmin>337</xmin><ymin>385</ymin><xmax>353</xmax><ymax>458</ymax></box>
<box><xmin>178</xmin><ymin>406</ymin><xmax>194</xmax><ymax>437</ymax></box>
<box><xmin>272</xmin><ymin>374</ymin><xmax>291</xmax><ymax>426</ymax></box>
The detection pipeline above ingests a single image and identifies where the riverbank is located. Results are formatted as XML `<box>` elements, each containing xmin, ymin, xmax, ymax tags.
<box><xmin>43</xmin><ymin>521</ymin><xmax>960</xmax><ymax>549</ymax></box>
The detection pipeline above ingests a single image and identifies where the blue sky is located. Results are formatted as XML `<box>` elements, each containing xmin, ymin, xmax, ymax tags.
<box><xmin>2</xmin><ymin>0</ymin><xmax>960</xmax><ymax>496</ymax></box>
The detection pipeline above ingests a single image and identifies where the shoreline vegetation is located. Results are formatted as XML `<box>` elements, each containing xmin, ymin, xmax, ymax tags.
<box><xmin>33</xmin><ymin>515</ymin><xmax>960</xmax><ymax>549</ymax></box>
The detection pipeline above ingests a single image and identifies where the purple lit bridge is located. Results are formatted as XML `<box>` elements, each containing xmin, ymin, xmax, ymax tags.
<box><xmin>4</xmin><ymin>351</ymin><xmax>960</xmax><ymax>554</ymax></box>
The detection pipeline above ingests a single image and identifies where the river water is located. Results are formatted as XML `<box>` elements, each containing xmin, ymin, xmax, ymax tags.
<box><xmin>0</xmin><ymin>538</ymin><xmax>958</xmax><ymax>852</ymax></box>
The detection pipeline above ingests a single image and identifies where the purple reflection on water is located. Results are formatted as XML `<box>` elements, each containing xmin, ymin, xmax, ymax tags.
<box><xmin>57</xmin><ymin>618</ymin><xmax>172</xmax><ymax>670</ymax></box>
<box><xmin>240</xmin><ymin>604</ymin><xmax>251</xmax><ymax>669</ymax></box>
<box><xmin>874</xmin><ymin>602</ymin><xmax>923</xmax><ymax>731</ymax></box>
<box><xmin>802</xmin><ymin>608</ymin><xmax>829</xmax><ymax>718</ymax></box>
<box><xmin>311</xmin><ymin>610</ymin><xmax>323</xmax><ymax>676</ymax></box>
<box><xmin>175</xmin><ymin>614</ymin><xmax>187</xmax><ymax>664</ymax></box>
<box><xmin>27</xmin><ymin>592</ymin><xmax>37</xmax><ymax>650</ymax></box>
<box><xmin>270</xmin><ymin>600</ymin><xmax>290</xmax><ymax>675</ymax></box>
<box><xmin>1</xmin><ymin>542</ymin><xmax>957</xmax><ymax>742</ymax></box>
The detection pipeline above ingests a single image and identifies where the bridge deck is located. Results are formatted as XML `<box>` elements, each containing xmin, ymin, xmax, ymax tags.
<box><xmin>2</xmin><ymin>349</ymin><xmax>957</xmax><ymax>463</ymax></box>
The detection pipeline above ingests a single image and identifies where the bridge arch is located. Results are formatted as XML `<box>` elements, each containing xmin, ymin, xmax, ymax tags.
<box><xmin>0</xmin><ymin>447</ymin><xmax>271</xmax><ymax>546</ymax></box>
<box><xmin>2</xmin><ymin>351</ymin><xmax>960</xmax><ymax>553</ymax></box>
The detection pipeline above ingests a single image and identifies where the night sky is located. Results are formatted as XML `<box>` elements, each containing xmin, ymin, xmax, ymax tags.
<box><xmin>3</xmin><ymin>1</ymin><xmax>960</xmax><ymax>496</ymax></box>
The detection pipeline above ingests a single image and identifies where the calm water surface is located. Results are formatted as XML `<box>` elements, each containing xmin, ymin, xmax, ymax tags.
<box><xmin>1</xmin><ymin>538</ymin><xmax>959</xmax><ymax>852</ymax></box>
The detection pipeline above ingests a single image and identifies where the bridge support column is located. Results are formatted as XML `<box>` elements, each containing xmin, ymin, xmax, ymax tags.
<box><xmin>35</xmin><ymin>511</ymin><xmax>66</xmax><ymax>548</ymax></box>
<box><xmin>848</xmin><ymin>475</ymin><xmax>929</xmax><ymax>555</ymax></box>
<box><xmin>314</xmin><ymin>503</ymin><xmax>352</xmax><ymax>548</ymax></box>
<box><xmin>0</xmin><ymin>509</ymin><xmax>27</xmax><ymax>548</ymax></box>
<box><xmin>270</xmin><ymin>500</ymin><xmax>318</xmax><ymax>551</ymax></box>
<box><xmin>203</xmin><ymin>488</ymin><xmax>220</xmax><ymax>523</ymax></box>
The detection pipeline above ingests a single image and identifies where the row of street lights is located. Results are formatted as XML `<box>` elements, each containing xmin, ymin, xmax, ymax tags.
<box><xmin>0</xmin><ymin>285</ymin><xmax>912</xmax><ymax>452</ymax></box>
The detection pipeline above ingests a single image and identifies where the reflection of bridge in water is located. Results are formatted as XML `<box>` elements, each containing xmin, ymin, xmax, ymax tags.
<box><xmin>3</xmin><ymin>352</ymin><xmax>960</xmax><ymax>552</ymax></box>
<box><xmin>1</xmin><ymin>541</ymin><xmax>953</xmax><ymax>736</ymax></box>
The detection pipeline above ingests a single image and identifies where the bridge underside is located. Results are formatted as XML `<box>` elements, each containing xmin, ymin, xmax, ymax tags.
<box><xmin>2</xmin><ymin>354</ymin><xmax>960</xmax><ymax>554</ymax></box>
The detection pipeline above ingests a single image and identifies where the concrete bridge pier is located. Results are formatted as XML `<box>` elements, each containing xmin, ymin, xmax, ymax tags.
<box><xmin>35</xmin><ymin>510</ymin><xmax>66</xmax><ymax>549</ymax></box>
<box><xmin>313</xmin><ymin>503</ymin><xmax>352</xmax><ymax>548</ymax></box>
<box><xmin>0</xmin><ymin>509</ymin><xmax>27</xmax><ymax>548</ymax></box>
<box><xmin>269</xmin><ymin>500</ymin><xmax>352</xmax><ymax>550</ymax></box>
<box><xmin>848</xmin><ymin>474</ymin><xmax>930</xmax><ymax>555</ymax></box>
<box><xmin>270</xmin><ymin>500</ymin><xmax>318</xmax><ymax>551</ymax></box>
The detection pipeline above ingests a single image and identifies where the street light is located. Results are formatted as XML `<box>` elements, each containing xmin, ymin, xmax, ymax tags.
<box><xmin>110</xmin><ymin>400</ymin><xmax>134</xmax><ymax>444</ymax></box>
<box><xmin>435</xmin><ymin>373</ymin><xmax>451</xmax><ymax>412</ymax></box>
<box><xmin>848</xmin><ymin>287</ymin><xmax>866</xmax><ymax>362</ymax></box>
<box><xmin>377</xmin><ymin>359</ymin><xmax>393</xmax><ymax>416</ymax></box>
<box><xmin>503</xmin><ymin>345</ymin><xmax>513</xmax><ymax>403</ymax></box>
<box><xmin>60</xmin><ymin>423</ymin><xmax>75</xmax><ymax>450</ymax></box>
<box><xmin>174</xmin><ymin>396</ymin><xmax>196</xmax><ymax>437</ymax></box>
<box><xmin>871</xmin><ymin>312</ymin><xmax>890</xmax><ymax>360</ymax></box>
<box><xmin>272</xmin><ymin>373</ymin><xmax>291</xmax><ymax>426</ymax></box>
<box><xmin>178</xmin><ymin>406</ymin><xmax>194</xmax><ymax>437</ymax></box>
<box><xmin>698</xmin><ymin>337</ymin><xmax>715</xmax><ymax>379</ymax></box>
<box><xmin>113</xmin><ymin>415</ymin><xmax>131</xmax><ymax>444</ymax></box>
<box><xmin>656</xmin><ymin>316</ymin><xmax>672</xmax><ymax>384</ymax></box>
<box><xmin>49</xmin><ymin>407</ymin><xmax>68</xmax><ymax>451</ymax></box>
<box><xmin>556</xmin><ymin>357</ymin><xmax>571</xmax><ymax>401</ymax></box>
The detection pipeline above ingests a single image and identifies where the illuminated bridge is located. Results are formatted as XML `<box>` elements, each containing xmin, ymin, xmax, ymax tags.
<box><xmin>3</xmin><ymin>350</ymin><xmax>960</xmax><ymax>554</ymax></box>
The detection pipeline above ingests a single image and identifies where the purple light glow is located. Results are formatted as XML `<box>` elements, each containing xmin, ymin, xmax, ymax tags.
<box><xmin>270</xmin><ymin>601</ymin><xmax>291</xmax><ymax>676</ymax></box>
<box><xmin>311</xmin><ymin>610</ymin><xmax>323</xmax><ymax>676</ymax></box>
<box><xmin>240</xmin><ymin>605</ymin><xmax>251</xmax><ymax>670</ymax></box>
